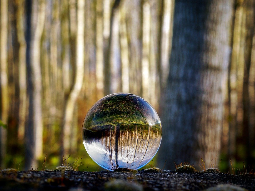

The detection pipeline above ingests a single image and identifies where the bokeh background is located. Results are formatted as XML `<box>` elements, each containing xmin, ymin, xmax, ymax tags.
<box><xmin>0</xmin><ymin>0</ymin><xmax>254</xmax><ymax>172</ymax></box>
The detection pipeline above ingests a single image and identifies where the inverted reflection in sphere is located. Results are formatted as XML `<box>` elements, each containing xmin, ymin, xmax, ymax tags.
<box><xmin>83</xmin><ymin>93</ymin><xmax>162</xmax><ymax>171</ymax></box>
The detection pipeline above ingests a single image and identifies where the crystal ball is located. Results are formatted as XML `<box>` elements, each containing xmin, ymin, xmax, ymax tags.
<box><xmin>83</xmin><ymin>93</ymin><xmax>162</xmax><ymax>171</ymax></box>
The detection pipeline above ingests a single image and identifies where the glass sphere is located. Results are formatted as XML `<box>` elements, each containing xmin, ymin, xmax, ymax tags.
<box><xmin>83</xmin><ymin>93</ymin><xmax>162</xmax><ymax>171</ymax></box>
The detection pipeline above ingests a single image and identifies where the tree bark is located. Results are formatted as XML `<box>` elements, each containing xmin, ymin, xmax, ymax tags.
<box><xmin>157</xmin><ymin>0</ymin><xmax>234</xmax><ymax>170</ymax></box>
<box><xmin>25</xmin><ymin>0</ymin><xmax>45</xmax><ymax>170</ymax></box>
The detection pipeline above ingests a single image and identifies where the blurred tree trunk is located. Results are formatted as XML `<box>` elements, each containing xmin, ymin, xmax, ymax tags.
<box><xmin>7</xmin><ymin>0</ymin><xmax>21</xmax><ymax>166</ymax></box>
<box><xmin>227</xmin><ymin>0</ymin><xmax>244</xmax><ymax>173</ymax></box>
<box><xmin>50</xmin><ymin>0</ymin><xmax>59</xmax><ymax>122</ymax></box>
<box><xmin>83</xmin><ymin>0</ymin><xmax>96</xmax><ymax>103</ymax></box>
<box><xmin>61</xmin><ymin>0</ymin><xmax>85</xmax><ymax>158</ymax></box>
<box><xmin>16</xmin><ymin>0</ymin><xmax>27</xmax><ymax>142</ymax></box>
<box><xmin>103</xmin><ymin>0</ymin><xmax>111</xmax><ymax>95</ymax></box>
<box><xmin>242</xmin><ymin>0</ymin><xmax>255</xmax><ymax>170</ymax></box>
<box><xmin>48</xmin><ymin>0</ymin><xmax>61</xmax><ymax>149</ymax></box>
<box><xmin>104</xmin><ymin>0</ymin><xmax>122</xmax><ymax>95</ymax></box>
<box><xmin>25</xmin><ymin>0</ymin><xmax>45</xmax><ymax>170</ymax></box>
<box><xmin>157</xmin><ymin>0</ymin><xmax>174</xmax><ymax>93</ymax></box>
<box><xmin>126</xmin><ymin>0</ymin><xmax>142</xmax><ymax>96</ymax></box>
<box><xmin>141</xmin><ymin>1</ymin><xmax>150</xmax><ymax>100</ymax></box>
<box><xmin>96</xmin><ymin>0</ymin><xmax>104</xmax><ymax>99</ymax></box>
<box><xmin>58</xmin><ymin>0</ymin><xmax>71</xmax><ymax>158</ymax></box>
<box><xmin>0</xmin><ymin>0</ymin><xmax>8</xmax><ymax>168</ymax></box>
<box><xmin>149</xmin><ymin>0</ymin><xmax>161</xmax><ymax>108</ymax></box>
<box><xmin>61</xmin><ymin>0</ymin><xmax>71</xmax><ymax>94</ymax></box>
<box><xmin>41</xmin><ymin>0</ymin><xmax>51</xmax><ymax>155</ymax></box>
<box><xmin>249</xmin><ymin>16</ymin><xmax>255</xmax><ymax>171</ymax></box>
<box><xmin>157</xmin><ymin>0</ymin><xmax>234</xmax><ymax>170</ymax></box>
<box><xmin>120</xmin><ymin>4</ymin><xmax>129</xmax><ymax>93</ymax></box>
<box><xmin>249</xmin><ymin>32</ymin><xmax>255</xmax><ymax>170</ymax></box>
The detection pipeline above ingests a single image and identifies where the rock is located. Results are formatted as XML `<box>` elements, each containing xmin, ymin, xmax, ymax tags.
<box><xmin>104</xmin><ymin>179</ymin><xmax>143</xmax><ymax>191</ymax></box>
<box><xmin>204</xmin><ymin>184</ymin><xmax>248</xmax><ymax>191</ymax></box>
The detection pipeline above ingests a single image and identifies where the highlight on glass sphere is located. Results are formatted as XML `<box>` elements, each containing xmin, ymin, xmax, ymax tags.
<box><xmin>82</xmin><ymin>93</ymin><xmax>162</xmax><ymax>171</ymax></box>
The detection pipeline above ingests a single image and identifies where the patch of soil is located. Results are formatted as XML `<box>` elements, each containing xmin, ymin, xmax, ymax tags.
<box><xmin>0</xmin><ymin>170</ymin><xmax>254</xmax><ymax>191</ymax></box>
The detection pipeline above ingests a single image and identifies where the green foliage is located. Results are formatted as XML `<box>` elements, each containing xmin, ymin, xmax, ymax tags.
<box><xmin>202</xmin><ymin>168</ymin><xmax>220</xmax><ymax>173</ymax></box>
<box><xmin>219</xmin><ymin>153</ymin><xmax>228</xmax><ymax>173</ymax></box>
<box><xmin>0</xmin><ymin>120</ymin><xmax>7</xmax><ymax>129</ymax></box>
<box><xmin>175</xmin><ymin>163</ymin><xmax>197</xmax><ymax>173</ymax></box>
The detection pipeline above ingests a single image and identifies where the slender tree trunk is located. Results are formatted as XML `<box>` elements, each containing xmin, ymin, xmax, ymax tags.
<box><xmin>249</xmin><ymin>33</ymin><xmax>255</xmax><ymax>169</ymax></box>
<box><xmin>103</xmin><ymin>0</ymin><xmax>111</xmax><ymax>95</ymax></box>
<box><xmin>0</xmin><ymin>0</ymin><xmax>8</xmax><ymax>168</ymax></box>
<box><xmin>141</xmin><ymin>1</ymin><xmax>150</xmax><ymax>100</ymax></box>
<box><xmin>96</xmin><ymin>0</ymin><xmax>104</xmax><ymax>99</ymax></box>
<box><xmin>120</xmin><ymin>5</ymin><xmax>129</xmax><ymax>93</ymax></box>
<box><xmin>83</xmin><ymin>0</ymin><xmax>96</xmax><ymax>101</ymax></box>
<box><xmin>50</xmin><ymin>0</ymin><xmax>59</xmax><ymax>119</ymax></box>
<box><xmin>242</xmin><ymin>0</ymin><xmax>255</xmax><ymax>170</ymax></box>
<box><xmin>157</xmin><ymin>0</ymin><xmax>174</xmax><ymax>93</ymax></box>
<box><xmin>126</xmin><ymin>0</ymin><xmax>142</xmax><ymax>96</ymax></box>
<box><xmin>69</xmin><ymin>0</ymin><xmax>77</xmax><ymax>90</ymax></box>
<box><xmin>227</xmin><ymin>0</ymin><xmax>244</xmax><ymax>173</ymax></box>
<box><xmin>25</xmin><ymin>0</ymin><xmax>45</xmax><ymax>170</ymax></box>
<box><xmin>7</xmin><ymin>0</ymin><xmax>21</xmax><ymax>166</ymax></box>
<box><xmin>149</xmin><ymin>1</ymin><xmax>160</xmax><ymax>108</ymax></box>
<box><xmin>41</xmin><ymin>0</ymin><xmax>52</xmax><ymax>155</ymax></box>
<box><xmin>16</xmin><ymin>0</ymin><xmax>27</xmax><ymax>142</ymax></box>
<box><xmin>249</xmin><ymin>14</ymin><xmax>255</xmax><ymax>170</ymax></box>
<box><xmin>48</xmin><ymin>0</ymin><xmax>60</xmax><ymax>147</ymax></box>
<box><xmin>61</xmin><ymin>0</ymin><xmax>71</xmax><ymax>94</ymax></box>
<box><xmin>61</xmin><ymin>0</ymin><xmax>85</xmax><ymax>158</ymax></box>
<box><xmin>157</xmin><ymin>0</ymin><xmax>234</xmax><ymax>170</ymax></box>
<box><xmin>232</xmin><ymin>1</ymin><xmax>246</xmax><ymax>170</ymax></box>
<box><xmin>104</xmin><ymin>0</ymin><xmax>122</xmax><ymax>95</ymax></box>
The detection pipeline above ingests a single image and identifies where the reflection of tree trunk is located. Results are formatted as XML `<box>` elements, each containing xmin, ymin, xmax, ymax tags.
<box><xmin>242</xmin><ymin>0</ymin><xmax>254</xmax><ymax>170</ymax></box>
<box><xmin>115</xmin><ymin>125</ymin><xmax>120</xmax><ymax>168</ymax></box>
<box><xmin>157</xmin><ymin>1</ymin><xmax>234</xmax><ymax>170</ymax></box>
<box><xmin>0</xmin><ymin>0</ymin><xmax>8</xmax><ymax>168</ymax></box>
<box><xmin>61</xmin><ymin>0</ymin><xmax>84</xmax><ymax>158</ymax></box>
<box><xmin>25</xmin><ymin>0</ymin><xmax>45</xmax><ymax>170</ymax></box>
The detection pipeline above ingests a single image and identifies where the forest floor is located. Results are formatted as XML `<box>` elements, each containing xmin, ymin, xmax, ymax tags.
<box><xmin>0</xmin><ymin>168</ymin><xmax>255</xmax><ymax>191</ymax></box>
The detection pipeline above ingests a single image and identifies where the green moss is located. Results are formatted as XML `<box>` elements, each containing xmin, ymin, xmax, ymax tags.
<box><xmin>175</xmin><ymin>164</ymin><xmax>197</xmax><ymax>173</ymax></box>
<box><xmin>202</xmin><ymin>168</ymin><xmax>220</xmax><ymax>173</ymax></box>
